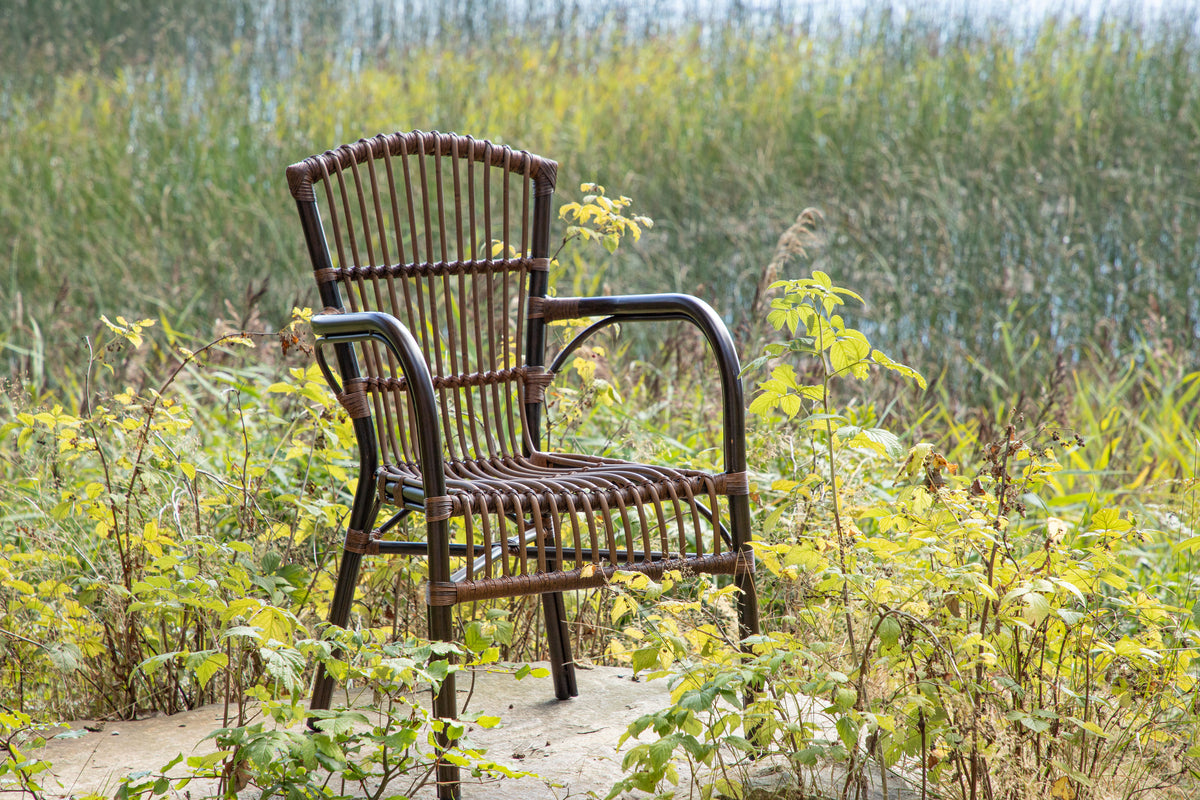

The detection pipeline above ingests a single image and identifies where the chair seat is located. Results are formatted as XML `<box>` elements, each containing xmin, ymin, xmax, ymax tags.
<box><xmin>384</xmin><ymin>452</ymin><xmax>731</xmax><ymax>524</ymax></box>
<box><xmin>372</xmin><ymin>453</ymin><xmax>745</xmax><ymax>604</ymax></box>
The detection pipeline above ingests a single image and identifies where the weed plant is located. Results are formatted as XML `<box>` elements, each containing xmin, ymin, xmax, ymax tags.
<box><xmin>601</xmin><ymin>271</ymin><xmax>1200</xmax><ymax>800</ymax></box>
<box><xmin>0</xmin><ymin>238</ymin><xmax>1197</xmax><ymax>797</ymax></box>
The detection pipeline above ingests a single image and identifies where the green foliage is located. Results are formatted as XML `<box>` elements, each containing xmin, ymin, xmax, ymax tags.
<box><xmin>606</xmin><ymin>273</ymin><xmax>1200</xmax><ymax>800</ymax></box>
<box><xmin>0</xmin><ymin>312</ymin><xmax>349</xmax><ymax>720</ymax></box>
<box><xmin>0</xmin><ymin>709</ymin><xmax>53</xmax><ymax>795</ymax></box>
<box><xmin>0</xmin><ymin>311</ymin><xmax>555</xmax><ymax>794</ymax></box>
<box><xmin>559</xmin><ymin>183</ymin><xmax>654</xmax><ymax>256</ymax></box>
<box><xmin>110</xmin><ymin>630</ymin><xmax>539</xmax><ymax>800</ymax></box>
<box><xmin>745</xmin><ymin>269</ymin><xmax>924</xmax><ymax>424</ymax></box>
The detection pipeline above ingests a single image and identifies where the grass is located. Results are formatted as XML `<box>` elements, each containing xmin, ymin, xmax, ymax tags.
<box><xmin>2</xmin><ymin>3</ymin><xmax>1199</xmax><ymax>400</ymax></box>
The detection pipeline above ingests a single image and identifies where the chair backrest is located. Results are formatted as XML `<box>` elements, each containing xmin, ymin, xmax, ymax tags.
<box><xmin>286</xmin><ymin>131</ymin><xmax>558</xmax><ymax>469</ymax></box>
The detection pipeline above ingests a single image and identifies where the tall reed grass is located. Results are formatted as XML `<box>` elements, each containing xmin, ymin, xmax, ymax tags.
<box><xmin>2</xmin><ymin>2</ymin><xmax>1198</xmax><ymax>399</ymax></box>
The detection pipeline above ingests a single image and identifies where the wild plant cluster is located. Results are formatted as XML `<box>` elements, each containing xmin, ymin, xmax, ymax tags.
<box><xmin>2</xmin><ymin>182</ymin><xmax>1199</xmax><ymax>800</ymax></box>
<box><xmin>603</xmin><ymin>269</ymin><xmax>1200</xmax><ymax>800</ymax></box>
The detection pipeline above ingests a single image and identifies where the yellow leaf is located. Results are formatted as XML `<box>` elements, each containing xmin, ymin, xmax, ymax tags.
<box><xmin>1050</xmin><ymin>776</ymin><xmax>1075</xmax><ymax>800</ymax></box>
<box><xmin>898</xmin><ymin>443</ymin><xmax>933</xmax><ymax>479</ymax></box>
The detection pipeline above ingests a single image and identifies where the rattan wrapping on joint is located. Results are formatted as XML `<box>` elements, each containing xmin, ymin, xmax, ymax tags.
<box><xmin>425</xmin><ymin>495</ymin><xmax>454</xmax><ymax>521</ymax></box>
<box><xmin>344</xmin><ymin>528</ymin><xmax>379</xmax><ymax>555</ymax></box>
<box><xmin>530</xmin><ymin>296</ymin><xmax>579</xmax><ymax>322</ymax></box>
<box><xmin>716</xmin><ymin>471</ymin><xmax>750</xmax><ymax>496</ymax></box>
<box><xmin>523</xmin><ymin>368</ymin><xmax>554</xmax><ymax>404</ymax></box>
<box><xmin>336</xmin><ymin>379</ymin><xmax>372</xmax><ymax>419</ymax></box>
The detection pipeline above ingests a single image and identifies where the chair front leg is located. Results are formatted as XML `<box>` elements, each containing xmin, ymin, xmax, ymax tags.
<box><xmin>428</xmin><ymin>603</ymin><xmax>460</xmax><ymax>799</ymax></box>
<box><xmin>729</xmin><ymin>493</ymin><xmax>760</xmax><ymax>645</ymax></box>
<box><xmin>541</xmin><ymin>589</ymin><xmax>577</xmax><ymax>699</ymax></box>
<box><xmin>310</xmin><ymin>550</ymin><xmax>366</xmax><ymax>714</ymax></box>
<box><xmin>426</xmin><ymin>516</ymin><xmax>461</xmax><ymax>799</ymax></box>
<box><xmin>310</xmin><ymin>461</ymin><xmax>380</xmax><ymax>718</ymax></box>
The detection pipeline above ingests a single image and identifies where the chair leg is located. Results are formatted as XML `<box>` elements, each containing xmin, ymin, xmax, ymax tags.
<box><xmin>309</xmin><ymin>549</ymin><xmax>364</xmax><ymax>716</ymax></box>
<box><xmin>429</xmin><ymin>604</ymin><xmax>461</xmax><ymax>799</ymax></box>
<box><xmin>541</xmin><ymin>518</ymin><xmax>577</xmax><ymax>699</ymax></box>
<box><xmin>729</xmin><ymin>494</ymin><xmax>760</xmax><ymax>644</ymax></box>
<box><xmin>541</xmin><ymin>590</ymin><xmax>577</xmax><ymax>699</ymax></box>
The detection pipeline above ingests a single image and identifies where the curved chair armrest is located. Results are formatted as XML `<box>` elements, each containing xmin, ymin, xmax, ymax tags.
<box><xmin>541</xmin><ymin>294</ymin><xmax>746</xmax><ymax>475</ymax></box>
<box><xmin>311</xmin><ymin>311</ymin><xmax>447</xmax><ymax>500</ymax></box>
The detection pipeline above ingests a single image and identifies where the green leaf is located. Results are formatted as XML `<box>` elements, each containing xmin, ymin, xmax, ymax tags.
<box><xmin>186</xmin><ymin>650</ymin><xmax>228</xmax><ymax>688</ymax></box>
<box><xmin>1068</xmin><ymin>718</ymin><xmax>1109</xmax><ymax>738</ymax></box>
<box><xmin>762</xmin><ymin>504</ymin><xmax>787</xmax><ymax>536</ymax></box>
<box><xmin>187</xmin><ymin>750</ymin><xmax>231</xmax><ymax>769</ymax></box>
<box><xmin>1056</xmin><ymin>609</ymin><xmax>1086</xmax><ymax>626</ymax></box>
<box><xmin>313</xmin><ymin>711</ymin><xmax>369</xmax><ymax>735</ymax></box>
<box><xmin>877</xmin><ymin>616</ymin><xmax>901</xmax><ymax>649</ymax></box>
<box><xmin>1090</xmin><ymin>508</ymin><xmax>1132</xmax><ymax>533</ymax></box>
<box><xmin>464</xmin><ymin>623</ymin><xmax>490</xmax><ymax>653</ymax></box>
<box><xmin>829</xmin><ymin>330</ymin><xmax>871</xmax><ymax>376</ymax></box>
<box><xmin>1023</xmin><ymin>592</ymin><xmax>1051</xmax><ymax>626</ymax></box>
<box><xmin>837</xmin><ymin>426</ymin><xmax>903</xmax><ymax>458</ymax></box>
<box><xmin>44</xmin><ymin>641</ymin><xmax>84</xmax><ymax>673</ymax></box>
<box><xmin>1007</xmin><ymin>711</ymin><xmax>1052</xmax><ymax>733</ymax></box>
<box><xmin>631</xmin><ymin>646</ymin><xmax>660</xmax><ymax>675</ymax></box>
<box><xmin>779</xmin><ymin>393</ymin><xmax>803</xmax><ymax>418</ymax></box>
<box><xmin>870</xmin><ymin>350</ymin><xmax>928</xmax><ymax>389</ymax></box>
<box><xmin>835</xmin><ymin>716</ymin><xmax>858</xmax><ymax>750</ymax></box>
<box><xmin>748</xmin><ymin>393</ymin><xmax>779</xmax><ymax>416</ymax></box>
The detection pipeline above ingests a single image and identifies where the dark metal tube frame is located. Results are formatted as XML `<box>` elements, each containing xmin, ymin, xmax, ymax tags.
<box><xmin>309</xmin><ymin>311</ymin><xmax>461</xmax><ymax>796</ymax></box>
<box><xmin>545</xmin><ymin>292</ymin><xmax>760</xmax><ymax>642</ymax></box>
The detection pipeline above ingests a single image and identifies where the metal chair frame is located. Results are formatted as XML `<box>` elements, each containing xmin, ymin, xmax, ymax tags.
<box><xmin>285</xmin><ymin>131</ymin><xmax>758</xmax><ymax>798</ymax></box>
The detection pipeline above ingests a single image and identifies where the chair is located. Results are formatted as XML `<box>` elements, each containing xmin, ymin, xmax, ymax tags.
<box><xmin>284</xmin><ymin>131</ymin><xmax>758</xmax><ymax>798</ymax></box>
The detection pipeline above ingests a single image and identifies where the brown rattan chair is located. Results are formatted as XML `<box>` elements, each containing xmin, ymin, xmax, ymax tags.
<box><xmin>284</xmin><ymin>131</ymin><xmax>758</xmax><ymax>798</ymax></box>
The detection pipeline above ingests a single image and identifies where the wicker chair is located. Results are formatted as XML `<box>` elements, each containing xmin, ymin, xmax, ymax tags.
<box><xmin>285</xmin><ymin>131</ymin><xmax>758</xmax><ymax>798</ymax></box>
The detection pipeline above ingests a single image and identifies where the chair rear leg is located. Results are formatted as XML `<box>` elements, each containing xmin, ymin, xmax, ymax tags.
<box><xmin>541</xmin><ymin>518</ymin><xmax>577</xmax><ymax>699</ymax></box>
<box><xmin>541</xmin><ymin>590</ymin><xmax>577</xmax><ymax>699</ymax></box>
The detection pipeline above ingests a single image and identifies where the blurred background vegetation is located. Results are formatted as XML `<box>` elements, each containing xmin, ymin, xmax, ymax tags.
<box><xmin>2</xmin><ymin>0</ymin><xmax>1197</xmax><ymax>401</ymax></box>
